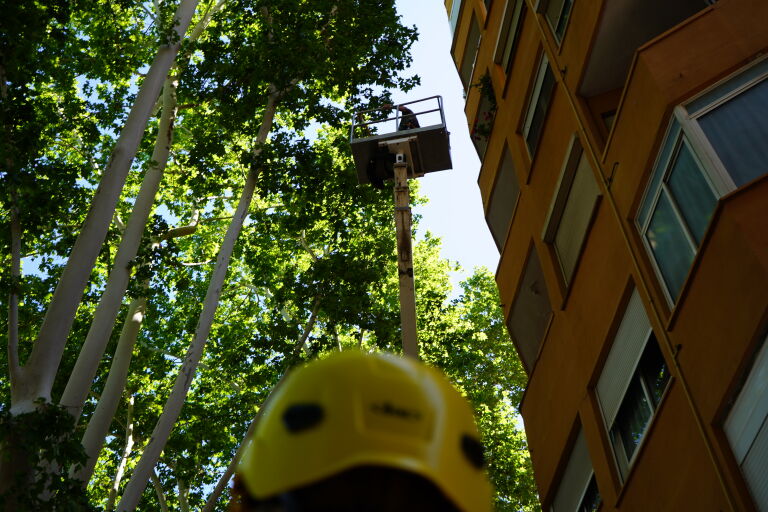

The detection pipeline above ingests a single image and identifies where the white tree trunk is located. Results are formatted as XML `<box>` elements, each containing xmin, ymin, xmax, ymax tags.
<box><xmin>74</xmin><ymin>296</ymin><xmax>146</xmax><ymax>484</ymax></box>
<box><xmin>149</xmin><ymin>470</ymin><xmax>170</xmax><ymax>512</ymax></box>
<box><xmin>59</xmin><ymin>75</ymin><xmax>178</xmax><ymax>420</ymax></box>
<box><xmin>12</xmin><ymin>0</ymin><xmax>200</xmax><ymax>414</ymax></box>
<box><xmin>117</xmin><ymin>93</ymin><xmax>280</xmax><ymax>512</ymax></box>
<box><xmin>106</xmin><ymin>396</ymin><xmax>135</xmax><ymax>512</ymax></box>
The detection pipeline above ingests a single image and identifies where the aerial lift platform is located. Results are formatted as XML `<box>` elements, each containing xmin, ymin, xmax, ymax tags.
<box><xmin>350</xmin><ymin>96</ymin><xmax>452</xmax><ymax>358</ymax></box>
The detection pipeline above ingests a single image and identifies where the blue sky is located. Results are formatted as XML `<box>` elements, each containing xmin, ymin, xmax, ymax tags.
<box><xmin>393</xmin><ymin>0</ymin><xmax>499</xmax><ymax>283</ymax></box>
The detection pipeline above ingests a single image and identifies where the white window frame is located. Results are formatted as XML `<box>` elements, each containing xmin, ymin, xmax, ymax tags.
<box><xmin>637</xmin><ymin>57</ymin><xmax>768</xmax><ymax>304</ymax></box>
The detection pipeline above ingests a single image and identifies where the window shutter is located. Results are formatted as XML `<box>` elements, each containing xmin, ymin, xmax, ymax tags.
<box><xmin>552</xmin><ymin>428</ymin><xmax>593</xmax><ymax>512</ymax></box>
<box><xmin>487</xmin><ymin>146</ymin><xmax>520</xmax><ymax>251</ymax></box>
<box><xmin>725</xmin><ymin>338</ymin><xmax>768</xmax><ymax>510</ymax></box>
<box><xmin>741</xmin><ymin>421</ymin><xmax>768</xmax><ymax>511</ymax></box>
<box><xmin>553</xmin><ymin>152</ymin><xmax>599</xmax><ymax>283</ymax></box>
<box><xmin>596</xmin><ymin>289</ymin><xmax>652</xmax><ymax>426</ymax></box>
<box><xmin>508</xmin><ymin>248</ymin><xmax>552</xmax><ymax>372</ymax></box>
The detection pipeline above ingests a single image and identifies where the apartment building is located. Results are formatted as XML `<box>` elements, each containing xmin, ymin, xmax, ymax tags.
<box><xmin>444</xmin><ymin>0</ymin><xmax>768</xmax><ymax>509</ymax></box>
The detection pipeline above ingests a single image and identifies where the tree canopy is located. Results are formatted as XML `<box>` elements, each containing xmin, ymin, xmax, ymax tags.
<box><xmin>0</xmin><ymin>0</ymin><xmax>538</xmax><ymax>510</ymax></box>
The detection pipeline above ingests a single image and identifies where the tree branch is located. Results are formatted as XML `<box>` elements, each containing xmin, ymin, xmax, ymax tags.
<box><xmin>299</xmin><ymin>230</ymin><xmax>319</xmax><ymax>262</ymax></box>
<box><xmin>292</xmin><ymin>297</ymin><xmax>321</xmax><ymax>358</ymax></box>
<box><xmin>149</xmin><ymin>470</ymin><xmax>169</xmax><ymax>512</ymax></box>
<box><xmin>202</xmin><ymin>375</ymin><xmax>289</xmax><ymax>512</ymax></box>
<box><xmin>106</xmin><ymin>396</ymin><xmax>134</xmax><ymax>511</ymax></box>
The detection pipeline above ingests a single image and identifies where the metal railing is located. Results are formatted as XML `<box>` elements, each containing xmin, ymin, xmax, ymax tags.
<box><xmin>350</xmin><ymin>95</ymin><xmax>446</xmax><ymax>141</ymax></box>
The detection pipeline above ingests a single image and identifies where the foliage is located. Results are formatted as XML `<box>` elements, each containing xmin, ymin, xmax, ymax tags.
<box><xmin>0</xmin><ymin>0</ymin><xmax>538</xmax><ymax>509</ymax></box>
<box><xmin>0</xmin><ymin>400</ymin><xmax>96</xmax><ymax>511</ymax></box>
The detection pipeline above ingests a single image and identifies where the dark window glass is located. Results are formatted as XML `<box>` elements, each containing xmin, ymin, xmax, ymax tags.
<box><xmin>578</xmin><ymin>474</ymin><xmax>601</xmax><ymax>512</ymax></box>
<box><xmin>611</xmin><ymin>378</ymin><xmax>652</xmax><ymax>462</ymax></box>
<box><xmin>638</xmin><ymin>335</ymin><xmax>671</xmax><ymax>407</ymax></box>
<box><xmin>610</xmin><ymin>338</ymin><xmax>670</xmax><ymax>473</ymax></box>
<box><xmin>666</xmin><ymin>141</ymin><xmax>718</xmax><ymax>244</ymax></box>
<box><xmin>646</xmin><ymin>192</ymin><xmax>695</xmax><ymax>298</ymax></box>
<box><xmin>545</xmin><ymin>0</ymin><xmax>574</xmax><ymax>42</ymax></box>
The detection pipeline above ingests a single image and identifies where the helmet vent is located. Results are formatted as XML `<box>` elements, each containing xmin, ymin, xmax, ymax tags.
<box><xmin>283</xmin><ymin>404</ymin><xmax>324</xmax><ymax>433</ymax></box>
<box><xmin>461</xmin><ymin>434</ymin><xmax>485</xmax><ymax>469</ymax></box>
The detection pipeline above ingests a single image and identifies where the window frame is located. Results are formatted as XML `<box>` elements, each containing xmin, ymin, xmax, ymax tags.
<box><xmin>596</xmin><ymin>288</ymin><xmax>671</xmax><ymax>482</ymax></box>
<box><xmin>608</xmin><ymin>341</ymin><xmax>670</xmax><ymax>479</ymax></box>
<box><xmin>448</xmin><ymin>0</ymin><xmax>464</xmax><ymax>38</ymax></box>
<box><xmin>537</xmin><ymin>0</ymin><xmax>574</xmax><ymax>44</ymax></box>
<box><xmin>459</xmin><ymin>13</ymin><xmax>483</xmax><ymax>92</ymax></box>
<box><xmin>522</xmin><ymin>53</ymin><xmax>557</xmax><ymax>158</ymax></box>
<box><xmin>542</xmin><ymin>135</ymin><xmax>601</xmax><ymax>288</ymax></box>
<box><xmin>636</xmin><ymin>57</ymin><xmax>768</xmax><ymax>304</ymax></box>
<box><xmin>493</xmin><ymin>0</ymin><xmax>526</xmax><ymax>75</ymax></box>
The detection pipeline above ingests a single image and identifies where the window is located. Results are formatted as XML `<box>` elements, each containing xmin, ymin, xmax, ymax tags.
<box><xmin>538</xmin><ymin>0</ymin><xmax>574</xmax><ymax>43</ymax></box>
<box><xmin>487</xmin><ymin>144</ymin><xmax>520</xmax><ymax>251</ymax></box>
<box><xmin>638</xmin><ymin>58</ymin><xmax>768</xmax><ymax>302</ymax></box>
<box><xmin>494</xmin><ymin>0</ymin><xmax>526</xmax><ymax>73</ymax></box>
<box><xmin>552</xmin><ymin>426</ymin><xmax>602</xmax><ymax>512</ymax></box>
<box><xmin>522</xmin><ymin>54</ymin><xmax>557</xmax><ymax>157</ymax></box>
<box><xmin>724</xmin><ymin>335</ymin><xmax>768</xmax><ymax>511</ymax></box>
<box><xmin>543</xmin><ymin>136</ymin><xmax>600</xmax><ymax>286</ymax></box>
<box><xmin>471</xmin><ymin>74</ymin><xmax>497</xmax><ymax>160</ymax></box>
<box><xmin>507</xmin><ymin>246</ymin><xmax>552</xmax><ymax>372</ymax></box>
<box><xmin>448</xmin><ymin>0</ymin><xmax>464</xmax><ymax>37</ymax></box>
<box><xmin>596</xmin><ymin>289</ymin><xmax>670</xmax><ymax>481</ymax></box>
<box><xmin>460</xmin><ymin>15</ymin><xmax>482</xmax><ymax>91</ymax></box>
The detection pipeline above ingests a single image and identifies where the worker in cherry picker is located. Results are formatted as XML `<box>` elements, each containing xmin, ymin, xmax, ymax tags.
<box><xmin>229</xmin><ymin>350</ymin><xmax>492</xmax><ymax>512</ymax></box>
<box><xmin>396</xmin><ymin>103</ymin><xmax>420</xmax><ymax>131</ymax></box>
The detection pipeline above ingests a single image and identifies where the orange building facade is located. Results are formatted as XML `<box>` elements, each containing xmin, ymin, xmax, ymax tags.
<box><xmin>444</xmin><ymin>0</ymin><xmax>768</xmax><ymax>509</ymax></box>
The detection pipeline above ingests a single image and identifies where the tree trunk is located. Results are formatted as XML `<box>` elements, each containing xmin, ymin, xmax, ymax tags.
<box><xmin>149</xmin><ymin>470</ymin><xmax>169</xmax><ymax>512</ymax></box>
<box><xmin>106</xmin><ymin>396</ymin><xmax>135</xmax><ymax>512</ymax></box>
<box><xmin>2</xmin><ymin>60</ymin><xmax>22</xmax><ymax>406</ymax></box>
<box><xmin>7</xmin><ymin>185</ymin><xmax>21</xmax><ymax>393</ymax></box>
<box><xmin>117</xmin><ymin>92</ymin><xmax>280</xmax><ymax>512</ymax></box>
<box><xmin>12</xmin><ymin>0</ymin><xmax>200</xmax><ymax>414</ymax></box>
<box><xmin>59</xmin><ymin>76</ymin><xmax>178</xmax><ymax>421</ymax></box>
<box><xmin>74</xmin><ymin>296</ymin><xmax>146</xmax><ymax>484</ymax></box>
<box><xmin>175</xmin><ymin>467</ymin><xmax>190</xmax><ymax>512</ymax></box>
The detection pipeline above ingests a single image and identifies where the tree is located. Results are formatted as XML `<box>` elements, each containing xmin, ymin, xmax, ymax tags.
<box><xmin>1</xmin><ymin>0</ymin><xmax>540</xmax><ymax>509</ymax></box>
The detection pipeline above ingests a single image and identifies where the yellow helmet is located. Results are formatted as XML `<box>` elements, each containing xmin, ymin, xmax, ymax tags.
<box><xmin>236</xmin><ymin>350</ymin><xmax>492</xmax><ymax>512</ymax></box>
